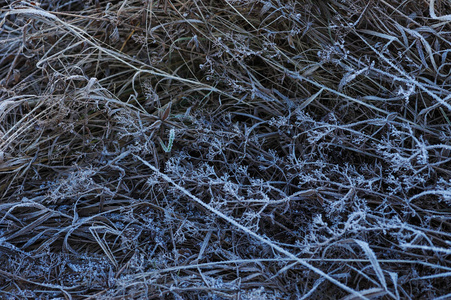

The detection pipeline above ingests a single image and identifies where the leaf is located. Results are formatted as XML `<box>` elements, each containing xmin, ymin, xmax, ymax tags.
<box><xmin>296</xmin><ymin>88</ymin><xmax>324</xmax><ymax>111</ymax></box>
<box><xmin>160</xmin><ymin>102</ymin><xmax>172</xmax><ymax>121</ymax></box>
<box><xmin>159</xmin><ymin>128</ymin><xmax>175</xmax><ymax>153</ymax></box>
<box><xmin>355</xmin><ymin>240</ymin><xmax>387</xmax><ymax>291</ymax></box>
<box><xmin>341</xmin><ymin>288</ymin><xmax>387</xmax><ymax>300</ymax></box>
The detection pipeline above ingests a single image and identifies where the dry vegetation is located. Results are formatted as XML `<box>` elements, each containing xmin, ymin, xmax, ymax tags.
<box><xmin>0</xmin><ymin>0</ymin><xmax>450</xmax><ymax>299</ymax></box>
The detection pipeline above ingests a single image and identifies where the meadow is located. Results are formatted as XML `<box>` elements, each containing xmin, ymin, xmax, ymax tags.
<box><xmin>0</xmin><ymin>0</ymin><xmax>450</xmax><ymax>298</ymax></box>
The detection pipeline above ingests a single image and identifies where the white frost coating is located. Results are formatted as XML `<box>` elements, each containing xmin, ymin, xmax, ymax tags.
<box><xmin>429</xmin><ymin>0</ymin><xmax>451</xmax><ymax>21</ymax></box>
<box><xmin>0</xmin><ymin>8</ymin><xmax>59</xmax><ymax>27</ymax></box>
<box><xmin>134</xmin><ymin>154</ymin><xmax>370</xmax><ymax>299</ymax></box>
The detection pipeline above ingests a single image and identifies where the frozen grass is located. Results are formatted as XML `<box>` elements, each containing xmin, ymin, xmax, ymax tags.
<box><xmin>0</xmin><ymin>0</ymin><xmax>450</xmax><ymax>299</ymax></box>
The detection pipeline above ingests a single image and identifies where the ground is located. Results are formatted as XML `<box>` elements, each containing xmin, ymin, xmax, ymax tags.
<box><xmin>0</xmin><ymin>0</ymin><xmax>450</xmax><ymax>299</ymax></box>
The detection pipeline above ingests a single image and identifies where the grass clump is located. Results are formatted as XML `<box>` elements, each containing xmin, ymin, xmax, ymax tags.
<box><xmin>0</xmin><ymin>0</ymin><xmax>450</xmax><ymax>299</ymax></box>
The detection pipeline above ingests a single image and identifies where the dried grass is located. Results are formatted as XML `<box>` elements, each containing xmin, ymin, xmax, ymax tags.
<box><xmin>0</xmin><ymin>0</ymin><xmax>450</xmax><ymax>299</ymax></box>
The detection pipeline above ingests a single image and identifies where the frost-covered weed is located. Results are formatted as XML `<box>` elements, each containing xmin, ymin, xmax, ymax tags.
<box><xmin>1</xmin><ymin>0</ymin><xmax>450</xmax><ymax>299</ymax></box>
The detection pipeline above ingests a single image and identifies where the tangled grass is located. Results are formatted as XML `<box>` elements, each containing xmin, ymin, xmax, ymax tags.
<box><xmin>0</xmin><ymin>0</ymin><xmax>450</xmax><ymax>299</ymax></box>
